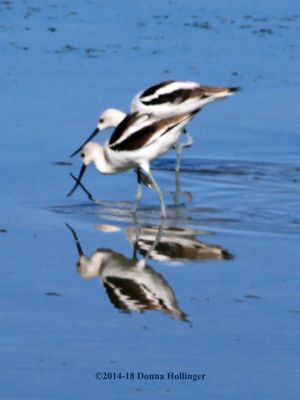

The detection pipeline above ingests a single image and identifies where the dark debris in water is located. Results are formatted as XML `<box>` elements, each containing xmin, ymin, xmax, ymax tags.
<box><xmin>63</xmin><ymin>44</ymin><xmax>77</xmax><ymax>51</ymax></box>
<box><xmin>45</xmin><ymin>292</ymin><xmax>62</xmax><ymax>296</ymax></box>
<box><xmin>253</xmin><ymin>28</ymin><xmax>274</xmax><ymax>35</ymax></box>
<box><xmin>85</xmin><ymin>47</ymin><xmax>106</xmax><ymax>58</ymax></box>
<box><xmin>54</xmin><ymin>44</ymin><xmax>77</xmax><ymax>54</ymax></box>
<box><xmin>185</xmin><ymin>21</ymin><xmax>212</xmax><ymax>30</ymax></box>
<box><xmin>244</xmin><ymin>294</ymin><xmax>262</xmax><ymax>300</ymax></box>
<box><xmin>53</xmin><ymin>161</ymin><xmax>72</xmax><ymax>166</ymax></box>
<box><xmin>0</xmin><ymin>228</ymin><xmax>8</xmax><ymax>233</ymax></box>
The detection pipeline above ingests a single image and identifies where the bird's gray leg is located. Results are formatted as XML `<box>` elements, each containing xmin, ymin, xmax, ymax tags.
<box><xmin>174</xmin><ymin>129</ymin><xmax>194</xmax><ymax>202</ymax></box>
<box><xmin>174</xmin><ymin>166</ymin><xmax>181</xmax><ymax>203</ymax></box>
<box><xmin>175</xmin><ymin>128</ymin><xmax>194</xmax><ymax>173</ymax></box>
<box><xmin>133</xmin><ymin>168</ymin><xmax>143</xmax><ymax>215</ymax></box>
<box><xmin>175</xmin><ymin>143</ymin><xmax>183</xmax><ymax>174</ymax></box>
<box><xmin>142</xmin><ymin>166</ymin><xmax>167</xmax><ymax>219</ymax></box>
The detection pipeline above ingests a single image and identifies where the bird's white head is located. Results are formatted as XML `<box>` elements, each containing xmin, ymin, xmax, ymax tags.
<box><xmin>70</xmin><ymin>108</ymin><xmax>126</xmax><ymax>158</ymax></box>
<box><xmin>67</xmin><ymin>142</ymin><xmax>107</xmax><ymax>198</ymax></box>
<box><xmin>80</xmin><ymin>142</ymin><xmax>103</xmax><ymax>166</ymax></box>
<box><xmin>97</xmin><ymin>108</ymin><xmax>126</xmax><ymax>131</ymax></box>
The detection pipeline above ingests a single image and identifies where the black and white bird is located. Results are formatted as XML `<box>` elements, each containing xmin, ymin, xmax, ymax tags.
<box><xmin>71</xmin><ymin>80</ymin><xmax>239</xmax><ymax>172</ymax></box>
<box><xmin>66</xmin><ymin>224</ymin><xmax>187</xmax><ymax>321</ymax></box>
<box><xmin>67</xmin><ymin>112</ymin><xmax>197</xmax><ymax>217</ymax></box>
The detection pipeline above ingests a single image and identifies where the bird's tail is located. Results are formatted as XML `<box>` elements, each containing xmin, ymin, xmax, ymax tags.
<box><xmin>201</xmin><ymin>85</ymin><xmax>241</xmax><ymax>100</ymax></box>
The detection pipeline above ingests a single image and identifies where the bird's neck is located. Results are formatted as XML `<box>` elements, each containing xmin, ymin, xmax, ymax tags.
<box><xmin>112</xmin><ymin>110</ymin><xmax>126</xmax><ymax>127</ymax></box>
<box><xmin>94</xmin><ymin>147</ymin><xmax>114</xmax><ymax>174</ymax></box>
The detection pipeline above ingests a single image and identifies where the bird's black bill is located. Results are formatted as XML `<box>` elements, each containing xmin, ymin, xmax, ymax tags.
<box><xmin>70</xmin><ymin>173</ymin><xmax>95</xmax><ymax>202</ymax></box>
<box><xmin>70</xmin><ymin>127</ymin><xmax>99</xmax><ymax>158</ymax></box>
<box><xmin>67</xmin><ymin>164</ymin><xmax>87</xmax><ymax>197</ymax></box>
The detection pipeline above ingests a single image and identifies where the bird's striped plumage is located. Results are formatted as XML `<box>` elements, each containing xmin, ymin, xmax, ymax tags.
<box><xmin>108</xmin><ymin>111</ymin><xmax>198</xmax><ymax>152</ymax></box>
<box><xmin>67</xmin><ymin>111</ymin><xmax>199</xmax><ymax>217</ymax></box>
<box><xmin>70</xmin><ymin>80</ymin><xmax>239</xmax><ymax>158</ymax></box>
<box><xmin>68</xmin><ymin>80</ymin><xmax>239</xmax><ymax>216</ymax></box>
<box><xmin>131</xmin><ymin>80</ymin><xmax>239</xmax><ymax>117</ymax></box>
<box><xmin>66</xmin><ymin>224</ymin><xmax>187</xmax><ymax>321</ymax></box>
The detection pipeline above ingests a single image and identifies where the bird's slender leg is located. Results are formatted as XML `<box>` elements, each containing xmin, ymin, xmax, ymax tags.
<box><xmin>133</xmin><ymin>168</ymin><xmax>143</xmax><ymax>215</ymax></box>
<box><xmin>175</xmin><ymin>143</ymin><xmax>183</xmax><ymax>175</ymax></box>
<box><xmin>175</xmin><ymin>128</ymin><xmax>194</xmax><ymax>173</ymax></box>
<box><xmin>142</xmin><ymin>166</ymin><xmax>167</xmax><ymax>219</ymax></box>
<box><xmin>174</xmin><ymin>166</ymin><xmax>181</xmax><ymax>204</ymax></box>
<box><xmin>174</xmin><ymin>129</ymin><xmax>193</xmax><ymax>202</ymax></box>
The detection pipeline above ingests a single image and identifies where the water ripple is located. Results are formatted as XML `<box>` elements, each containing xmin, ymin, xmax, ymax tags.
<box><xmin>50</xmin><ymin>159</ymin><xmax>300</xmax><ymax>235</ymax></box>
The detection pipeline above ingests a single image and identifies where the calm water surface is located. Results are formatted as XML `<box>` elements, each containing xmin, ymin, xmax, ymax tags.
<box><xmin>1</xmin><ymin>0</ymin><xmax>299</xmax><ymax>399</ymax></box>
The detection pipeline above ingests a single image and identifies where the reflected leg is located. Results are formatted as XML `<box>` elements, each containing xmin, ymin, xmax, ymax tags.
<box><xmin>143</xmin><ymin>223</ymin><xmax>163</xmax><ymax>262</ymax></box>
<box><xmin>131</xmin><ymin>218</ymin><xmax>141</xmax><ymax>260</ymax></box>
<box><xmin>144</xmin><ymin>168</ymin><xmax>167</xmax><ymax>218</ymax></box>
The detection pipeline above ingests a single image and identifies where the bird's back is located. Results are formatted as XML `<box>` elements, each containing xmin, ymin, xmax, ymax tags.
<box><xmin>131</xmin><ymin>80</ymin><xmax>238</xmax><ymax>117</ymax></box>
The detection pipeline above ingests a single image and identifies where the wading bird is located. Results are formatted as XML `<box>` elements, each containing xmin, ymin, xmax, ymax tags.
<box><xmin>67</xmin><ymin>112</ymin><xmax>198</xmax><ymax>218</ymax></box>
<box><xmin>71</xmin><ymin>80</ymin><xmax>239</xmax><ymax>172</ymax></box>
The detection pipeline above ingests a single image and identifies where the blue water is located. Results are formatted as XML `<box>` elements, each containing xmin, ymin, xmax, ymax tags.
<box><xmin>1</xmin><ymin>1</ymin><xmax>300</xmax><ymax>399</ymax></box>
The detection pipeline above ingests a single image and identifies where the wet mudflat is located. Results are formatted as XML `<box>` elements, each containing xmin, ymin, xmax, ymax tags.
<box><xmin>1</xmin><ymin>0</ymin><xmax>299</xmax><ymax>399</ymax></box>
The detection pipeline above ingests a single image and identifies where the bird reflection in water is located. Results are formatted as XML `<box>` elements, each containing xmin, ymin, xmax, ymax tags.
<box><xmin>127</xmin><ymin>225</ymin><xmax>232</xmax><ymax>263</ymax></box>
<box><xmin>66</xmin><ymin>223</ymin><xmax>188</xmax><ymax>322</ymax></box>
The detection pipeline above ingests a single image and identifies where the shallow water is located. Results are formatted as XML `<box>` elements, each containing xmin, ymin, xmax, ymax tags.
<box><xmin>1</xmin><ymin>0</ymin><xmax>300</xmax><ymax>399</ymax></box>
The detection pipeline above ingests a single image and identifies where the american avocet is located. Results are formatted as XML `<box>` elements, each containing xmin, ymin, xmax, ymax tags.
<box><xmin>71</xmin><ymin>80</ymin><xmax>239</xmax><ymax>172</ymax></box>
<box><xmin>131</xmin><ymin>80</ymin><xmax>238</xmax><ymax>117</ymax></box>
<box><xmin>66</xmin><ymin>223</ymin><xmax>187</xmax><ymax>321</ymax></box>
<box><xmin>67</xmin><ymin>112</ymin><xmax>197</xmax><ymax>218</ymax></box>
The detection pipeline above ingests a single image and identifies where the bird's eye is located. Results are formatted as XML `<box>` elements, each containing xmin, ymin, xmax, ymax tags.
<box><xmin>99</xmin><ymin>118</ymin><xmax>104</xmax><ymax>123</ymax></box>
<box><xmin>81</xmin><ymin>152</ymin><xmax>85</xmax><ymax>158</ymax></box>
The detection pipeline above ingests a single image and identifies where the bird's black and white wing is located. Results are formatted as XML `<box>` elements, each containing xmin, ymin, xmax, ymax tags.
<box><xmin>108</xmin><ymin>112</ymin><xmax>196</xmax><ymax>152</ymax></box>
<box><xmin>131</xmin><ymin>80</ymin><xmax>239</xmax><ymax>117</ymax></box>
